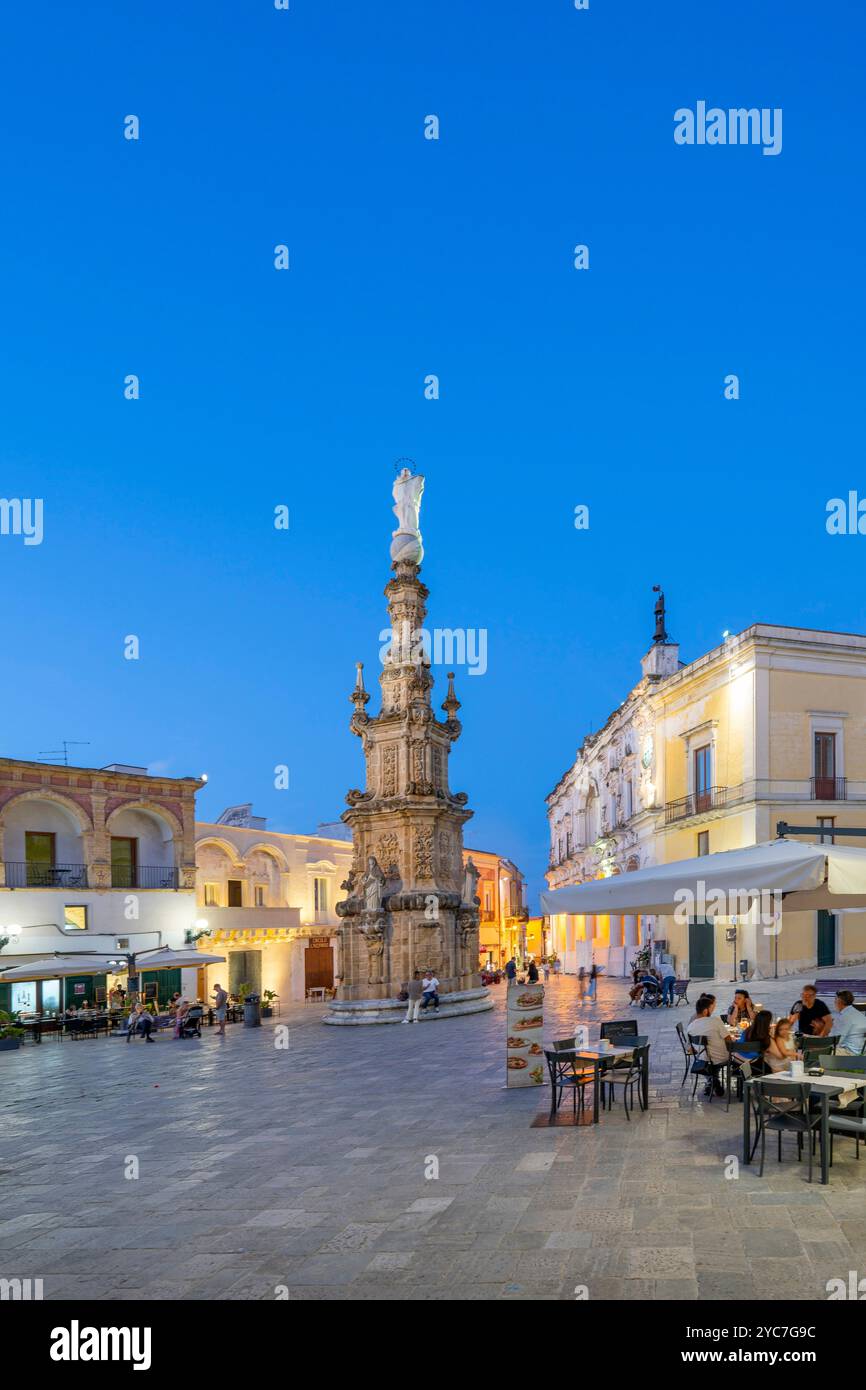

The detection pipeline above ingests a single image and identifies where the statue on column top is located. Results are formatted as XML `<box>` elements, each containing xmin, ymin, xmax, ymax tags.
<box><xmin>390</xmin><ymin>466</ymin><xmax>425</xmax><ymax>565</ymax></box>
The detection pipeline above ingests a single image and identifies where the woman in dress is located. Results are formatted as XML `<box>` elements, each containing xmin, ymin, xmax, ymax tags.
<box><xmin>765</xmin><ymin>1016</ymin><xmax>797</xmax><ymax>1072</ymax></box>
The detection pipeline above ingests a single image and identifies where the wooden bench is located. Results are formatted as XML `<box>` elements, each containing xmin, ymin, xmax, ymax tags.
<box><xmin>817</xmin><ymin>979</ymin><xmax>866</xmax><ymax>1012</ymax></box>
<box><xmin>817</xmin><ymin>978</ymin><xmax>866</xmax><ymax>1000</ymax></box>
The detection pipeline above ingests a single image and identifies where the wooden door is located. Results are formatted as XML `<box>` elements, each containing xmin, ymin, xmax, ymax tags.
<box><xmin>305</xmin><ymin>946</ymin><xmax>334</xmax><ymax>991</ymax></box>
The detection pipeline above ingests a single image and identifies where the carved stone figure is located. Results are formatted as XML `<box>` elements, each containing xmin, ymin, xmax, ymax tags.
<box><xmin>462</xmin><ymin>855</ymin><xmax>481</xmax><ymax>906</ymax></box>
<box><xmin>361</xmin><ymin>855</ymin><xmax>385</xmax><ymax>913</ymax></box>
<box><xmin>390</xmin><ymin>467</ymin><xmax>425</xmax><ymax>565</ymax></box>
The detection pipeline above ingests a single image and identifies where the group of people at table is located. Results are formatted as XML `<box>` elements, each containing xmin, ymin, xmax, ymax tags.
<box><xmin>687</xmin><ymin>984</ymin><xmax>866</xmax><ymax>1099</ymax></box>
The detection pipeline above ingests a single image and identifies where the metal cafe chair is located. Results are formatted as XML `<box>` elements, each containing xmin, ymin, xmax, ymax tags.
<box><xmin>686</xmin><ymin>1034</ymin><xmax>729</xmax><ymax>1103</ymax></box>
<box><xmin>600</xmin><ymin>1019</ymin><xmax>638</xmax><ymax>1041</ymax></box>
<box><xmin>544</xmin><ymin>1048</ymin><xmax>596</xmax><ymax>1119</ymax></box>
<box><xmin>819</xmin><ymin>1054</ymin><xmax>866</xmax><ymax>1119</ymax></box>
<box><xmin>675</xmin><ymin>1022</ymin><xmax>693</xmax><ymax>1087</ymax></box>
<box><xmin>752</xmin><ymin>1078</ymin><xmax>823</xmax><ymax>1183</ymax></box>
<box><xmin>601</xmin><ymin>1043</ymin><xmax>649</xmax><ymax>1120</ymax></box>
<box><xmin>797</xmin><ymin>1036</ymin><xmax>838</xmax><ymax>1061</ymax></box>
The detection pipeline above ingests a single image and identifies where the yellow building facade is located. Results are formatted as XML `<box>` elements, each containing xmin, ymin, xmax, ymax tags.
<box><xmin>546</xmin><ymin>618</ymin><xmax>866</xmax><ymax>981</ymax></box>
<box><xmin>468</xmin><ymin>849</ymin><xmax>529</xmax><ymax>966</ymax></box>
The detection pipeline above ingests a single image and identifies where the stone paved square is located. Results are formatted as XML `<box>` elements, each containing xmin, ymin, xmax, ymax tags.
<box><xmin>2</xmin><ymin>974</ymin><xmax>865</xmax><ymax>1301</ymax></box>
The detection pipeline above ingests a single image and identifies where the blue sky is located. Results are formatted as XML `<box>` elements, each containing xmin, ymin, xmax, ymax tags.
<box><xmin>0</xmin><ymin>2</ymin><xmax>863</xmax><ymax>907</ymax></box>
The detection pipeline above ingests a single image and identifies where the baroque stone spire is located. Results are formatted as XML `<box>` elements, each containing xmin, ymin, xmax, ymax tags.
<box><xmin>330</xmin><ymin>467</ymin><xmax>487</xmax><ymax>1017</ymax></box>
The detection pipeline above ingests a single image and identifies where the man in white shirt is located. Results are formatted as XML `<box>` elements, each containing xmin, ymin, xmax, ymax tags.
<box><xmin>834</xmin><ymin>991</ymin><xmax>866</xmax><ymax>1055</ymax></box>
<box><xmin>420</xmin><ymin>972</ymin><xmax>440</xmax><ymax>1014</ymax></box>
<box><xmin>687</xmin><ymin>993</ymin><xmax>730</xmax><ymax>1097</ymax></box>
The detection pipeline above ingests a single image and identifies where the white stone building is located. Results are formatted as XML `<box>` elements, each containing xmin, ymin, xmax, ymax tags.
<box><xmin>194</xmin><ymin>808</ymin><xmax>354</xmax><ymax>1004</ymax></box>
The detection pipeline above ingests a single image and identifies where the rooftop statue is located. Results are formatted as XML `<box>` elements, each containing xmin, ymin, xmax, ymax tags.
<box><xmin>390</xmin><ymin>466</ymin><xmax>425</xmax><ymax>565</ymax></box>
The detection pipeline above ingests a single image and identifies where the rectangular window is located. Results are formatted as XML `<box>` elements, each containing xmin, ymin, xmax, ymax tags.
<box><xmin>254</xmin><ymin>885</ymin><xmax>265</xmax><ymax>907</ymax></box>
<box><xmin>64</xmin><ymin>905</ymin><xmax>88</xmax><ymax>932</ymax></box>
<box><xmin>41</xmin><ymin>979</ymin><xmax>61</xmax><ymax>1012</ymax></box>
<box><xmin>625</xmin><ymin>781</ymin><xmax>634</xmax><ymax>820</ymax></box>
<box><xmin>814</xmin><ymin>733</ymin><xmax>837</xmax><ymax>799</ymax></box>
<box><xmin>227</xmin><ymin>879</ymin><xmax>243</xmax><ymax>908</ymax></box>
<box><xmin>203</xmin><ymin>883</ymin><xmax>220</xmax><ymax>907</ymax></box>
<box><xmin>314</xmin><ymin>877</ymin><xmax>328</xmax><ymax>914</ymax></box>
<box><xmin>25</xmin><ymin>831</ymin><xmax>55</xmax><ymax>886</ymax></box>
<box><xmin>817</xmin><ymin>816</ymin><xmax>835</xmax><ymax>845</ymax></box>
<box><xmin>697</xmin><ymin>830</ymin><xmax>709</xmax><ymax>857</ymax></box>
<box><xmin>694</xmin><ymin>745</ymin><xmax>712</xmax><ymax>812</ymax></box>
<box><xmin>111</xmin><ymin>836</ymin><xmax>137</xmax><ymax>889</ymax></box>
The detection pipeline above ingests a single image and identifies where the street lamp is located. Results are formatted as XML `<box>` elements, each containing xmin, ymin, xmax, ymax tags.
<box><xmin>185</xmin><ymin>919</ymin><xmax>211</xmax><ymax>946</ymax></box>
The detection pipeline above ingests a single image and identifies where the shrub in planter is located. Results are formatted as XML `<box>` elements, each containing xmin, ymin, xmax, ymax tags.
<box><xmin>0</xmin><ymin>1010</ymin><xmax>24</xmax><ymax>1051</ymax></box>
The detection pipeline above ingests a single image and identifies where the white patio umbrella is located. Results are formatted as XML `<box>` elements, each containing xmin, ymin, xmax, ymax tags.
<box><xmin>0</xmin><ymin>955</ymin><xmax>123</xmax><ymax>981</ymax></box>
<box><xmin>0</xmin><ymin>955</ymin><xmax>125</xmax><ymax>1016</ymax></box>
<box><xmin>132</xmin><ymin>947</ymin><xmax>225</xmax><ymax>970</ymax></box>
<box><xmin>540</xmin><ymin>838</ymin><xmax>866</xmax><ymax>917</ymax></box>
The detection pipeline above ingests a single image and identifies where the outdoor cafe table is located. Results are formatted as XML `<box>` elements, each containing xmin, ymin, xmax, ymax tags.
<box><xmin>742</xmin><ymin>1069</ymin><xmax>866</xmax><ymax>1185</ymax></box>
<box><xmin>547</xmin><ymin>1045</ymin><xmax>649</xmax><ymax>1124</ymax></box>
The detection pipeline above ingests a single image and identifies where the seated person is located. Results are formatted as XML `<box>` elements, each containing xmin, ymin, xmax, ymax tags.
<box><xmin>833</xmin><ymin>990</ymin><xmax>866</xmax><ymax>1056</ymax></box>
<box><xmin>789</xmin><ymin>984</ymin><xmax>833</xmax><ymax>1038</ymax></box>
<box><xmin>126</xmin><ymin>1002</ymin><xmax>154</xmax><ymax>1043</ymax></box>
<box><xmin>687</xmin><ymin>993</ymin><xmax>729</xmax><ymax>1097</ymax></box>
<box><xmin>730</xmin><ymin>1009</ymin><xmax>772</xmax><ymax>1073</ymax></box>
<box><xmin>765</xmin><ymin>1017</ymin><xmax>797</xmax><ymax>1073</ymax></box>
<box><xmin>724</xmin><ymin>989</ymin><xmax>756</xmax><ymax>1027</ymax></box>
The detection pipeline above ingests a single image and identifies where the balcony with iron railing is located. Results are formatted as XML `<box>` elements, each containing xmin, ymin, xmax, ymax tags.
<box><xmin>664</xmin><ymin>786</ymin><xmax>730</xmax><ymax>825</ymax></box>
<box><xmin>811</xmin><ymin>776</ymin><xmax>847</xmax><ymax>802</ymax></box>
<box><xmin>4</xmin><ymin>862</ymin><xmax>89</xmax><ymax>889</ymax></box>
<box><xmin>1</xmin><ymin>861</ymin><xmax>181</xmax><ymax>890</ymax></box>
<box><xmin>110</xmin><ymin>865</ymin><xmax>179</xmax><ymax>890</ymax></box>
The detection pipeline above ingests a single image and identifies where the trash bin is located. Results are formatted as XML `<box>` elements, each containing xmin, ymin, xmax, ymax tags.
<box><xmin>243</xmin><ymin>993</ymin><xmax>261</xmax><ymax>1028</ymax></box>
<box><xmin>739</xmin><ymin>959</ymin><xmax>749</xmax><ymax>981</ymax></box>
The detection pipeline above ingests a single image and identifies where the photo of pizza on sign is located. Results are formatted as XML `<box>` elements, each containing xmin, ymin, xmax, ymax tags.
<box><xmin>506</xmin><ymin>981</ymin><xmax>545</xmax><ymax>1087</ymax></box>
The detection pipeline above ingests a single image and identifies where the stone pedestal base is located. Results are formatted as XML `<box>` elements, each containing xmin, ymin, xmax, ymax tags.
<box><xmin>322</xmin><ymin>986</ymin><xmax>493</xmax><ymax>1025</ymax></box>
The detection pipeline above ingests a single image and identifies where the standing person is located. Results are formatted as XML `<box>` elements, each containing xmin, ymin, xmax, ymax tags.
<box><xmin>420</xmin><ymin>971</ymin><xmax>440</xmax><ymax>1014</ymax></box>
<box><xmin>542</xmin><ymin>961</ymin><xmax>550</xmax><ymax>984</ymax></box>
<box><xmin>505</xmin><ymin>957</ymin><xmax>517</xmax><ymax>983</ymax></box>
<box><xmin>402</xmin><ymin>970</ymin><xmax>423</xmax><ymax>1024</ymax></box>
<box><xmin>527</xmin><ymin>959</ymin><xmax>539</xmax><ymax>983</ymax></box>
<box><xmin>577</xmin><ymin>966</ymin><xmax>586</xmax><ymax>1003</ymax></box>
<box><xmin>173</xmin><ymin>999</ymin><xmax>189</xmax><ymax>1039</ymax></box>
<box><xmin>660</xmin><ymin>959</ymin><xmax>678</xmax><ymax>1008</ymax></box>
<box><xmin>212</xmin><ymin>981</ymin><xmax>228</xmax><ymax>1037</ymax></box>
<box><xmin>587</xmin><ymin>962</ymin><xmax>599</xmax><ymax>1001</ymax></box>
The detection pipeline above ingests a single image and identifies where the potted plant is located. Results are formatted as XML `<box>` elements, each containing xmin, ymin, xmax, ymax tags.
<box><xmin>0</xmin><ymin>1010</ymin><xmax>25</xmax><ymax>1052</ymax></box>
<box><xmin>261</xmin><ymin>989</ymin><xmax>277</xmax><ymax>1019</ymax></box>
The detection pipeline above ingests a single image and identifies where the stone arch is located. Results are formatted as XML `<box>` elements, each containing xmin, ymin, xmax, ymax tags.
<box><xmin>242</xmin><ymin>842</ymin><xmax>291</xmax><ymax>872</ymax></box>
<box><xmin>0</xmin><ymin>786</ymin><xmax>94</xmax><ymax>836</ymax></box>
<box><xmin>0</xmin><ymin>786</ymin><xmax>95</xmax><ymax>866</ymax></box>
<box><xmin>106</xmin><ymin>800</ymin><xmax>184</xmax><ymax>866</ymax></box>
<box><xmin>196</xmin><ymin>836</ymin><xmax>245</xmax><ymax>870</ymax></box>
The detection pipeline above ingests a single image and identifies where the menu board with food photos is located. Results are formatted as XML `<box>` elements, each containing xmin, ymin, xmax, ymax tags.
<box><xmin>506</xmin><ymin>981</ymin><xmax>545</xmax><ymax>1087</ymax></box>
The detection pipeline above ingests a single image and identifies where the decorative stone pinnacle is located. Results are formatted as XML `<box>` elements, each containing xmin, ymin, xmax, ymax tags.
<box><xmin>441</xmin><ymin>671</ymin><xmax>461</xmax><ymax>720</ymax></box>
<box><xmin>350</xmin><ymin>661</ymin><xmax>370</xmax><ymax>716</ymax></box>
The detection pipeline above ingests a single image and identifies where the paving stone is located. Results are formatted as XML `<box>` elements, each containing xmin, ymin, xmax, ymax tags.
<box><xmin>4</xmin><ymin>971</ymin><xmax>865</xmax><ymax>1302</ymax></box>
